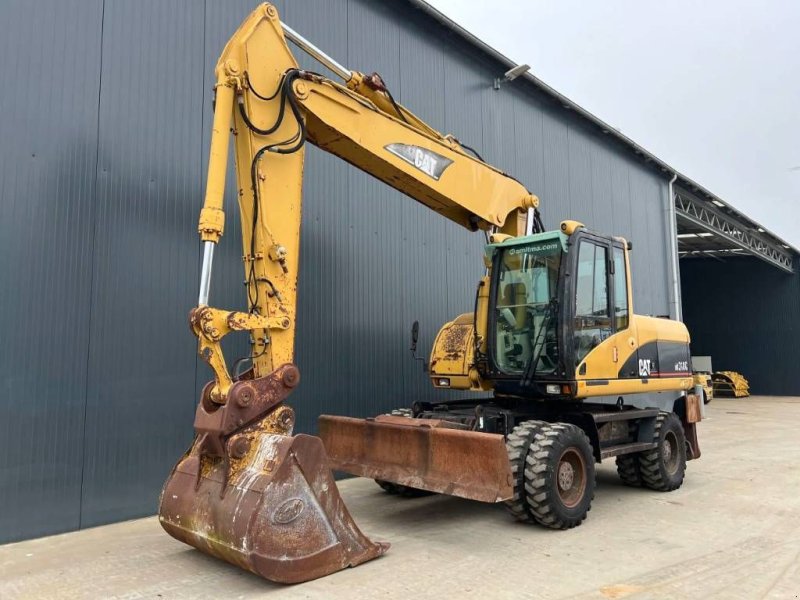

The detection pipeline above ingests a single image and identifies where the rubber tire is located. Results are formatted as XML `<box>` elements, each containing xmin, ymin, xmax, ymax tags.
<box><xmin>703</xmin><ymin>390</ymin><xmax>711</xmax><ymax>405</ymax></box>
<box><xmin>639</xmin><ymin>411</ymin><xmax>687</xmax><ymax>492</ymax></box>
<box><xmin>524</xmin><ymin>423</ymin><xmax>595</xmax><ymax>529</ymax></box>
<box><xmin>616</xmin><ymin>454</ymin><xmax>643</xmax><ymax>487</ymax></box>
<box><xmin>615</xmin><ymin>421</ymin><xmax>643</xmax><ymax>487</ymax></box>
<box><xmin>375</xmin><ymin>479</ymin><xmax>401</xmax><ymax>494</ymax></box>
<box><xmin>374</xmin><ymin>479</ymin><xmax>433</xmax><ymax>497</ymax></box>
<box><xmin>503</xmin><ymin>420</ymin><xmax>546</xmax><ymax>522</ymax></box>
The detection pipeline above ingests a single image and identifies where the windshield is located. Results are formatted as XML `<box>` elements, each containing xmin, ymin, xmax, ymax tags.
<box><xmin>492</xmin><ymin>241</ymin><xmax>561</xmax><ymax>376</ymax></box>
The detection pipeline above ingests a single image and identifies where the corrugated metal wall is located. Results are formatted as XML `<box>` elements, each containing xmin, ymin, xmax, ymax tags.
<box><xmin>681</xmin><ymin>257</ymin><xmax>799</xmax><ymax>395</ymax></box>
<box><xmin>0</xmin><ymin>0</ymin><xmax>673</xmax><ymax>542</ymax></box>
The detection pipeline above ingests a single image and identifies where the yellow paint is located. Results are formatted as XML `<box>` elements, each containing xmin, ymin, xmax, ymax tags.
<box><xmin>193</xmin><ymin>4</ymin><xmax>540</xmax><ymax>402</ymax></box>
<box><xmin>192</xmin><ymin>4</ymin><xmax>693</xmax><ymax>408</ymax></box>
<box><xmin>429</xmin><ymin>312</ymin><xmax>491</xmax><ymax>391</ymax></box>
<box><xmin>560</xmin><ymin>219</ymin><xmax>584</xmax><ymax>235</ymax></box>
<box><xmin>574</xmin><ymin>243</ymin><xmax>693</xmax><ymax>398</ymax></box>
<box><xmin>692</xmin><ymin>372</ymin><xmax>713</xmax><ymax>402</ymax></box>
<box><xmin>198</xmin><ymin>83</ymin><xmax>234</xmax><ymax>243</ymax></box>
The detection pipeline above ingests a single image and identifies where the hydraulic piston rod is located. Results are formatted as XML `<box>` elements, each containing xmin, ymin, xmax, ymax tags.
<box><xmin>281</xmin><ymin>23</ymin><xmax>352</xmax><ymax>82</ymax></box>
<box><xmin>198</xmin><ymin>241</ymin><xmax>214</xmax><ymax>306</ymax></box>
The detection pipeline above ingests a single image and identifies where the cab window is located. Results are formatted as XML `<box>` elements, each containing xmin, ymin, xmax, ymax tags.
<box><xmin>613</xmin><ymin>246</ymin><xmax>629</xmax><ymax>330</ymax></box>
<box><xmin>493</xmin><ymin>241</ymin><xmax>562</xmax><ymax>375</ymax></box>
<box><xmin>574</xmin><ymin>241</ymin><xmax>610</xmax><ymax>363</ymax></box>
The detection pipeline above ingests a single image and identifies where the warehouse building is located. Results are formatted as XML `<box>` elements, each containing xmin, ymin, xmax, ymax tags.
<box><xmin>0</xmin><ymin>0</ymin><xmax>796</xmax><ymax>543</ymax></box>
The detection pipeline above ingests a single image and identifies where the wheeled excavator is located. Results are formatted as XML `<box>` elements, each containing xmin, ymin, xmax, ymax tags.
<box><xmin>159</xmin><ymin>4</ymin><xmax>703</xmax><ymax>584</ymax></box>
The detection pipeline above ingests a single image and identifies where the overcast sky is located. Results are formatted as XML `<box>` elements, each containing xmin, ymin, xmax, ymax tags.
<box><xmin>427</xmin><ymin>0</ymin><xmax>800</xmax><ymax>248</ymax></box>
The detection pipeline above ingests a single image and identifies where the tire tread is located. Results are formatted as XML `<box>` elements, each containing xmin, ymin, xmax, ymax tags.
<box><xmin>504</xmin><ymin>420</ymin><xmax>545</xmax><ymax>522</ymax></box>
<box><xmin>523</xmin><ymin>423</ymin><xmax>595</xmax><ymax>530</ymax></box>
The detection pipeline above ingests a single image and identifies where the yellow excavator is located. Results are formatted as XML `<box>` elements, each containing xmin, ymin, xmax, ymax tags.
<box><xmin>159</xmin><ymin>4</ymin><xmax>703</xmax><ymax>584</ymax></box>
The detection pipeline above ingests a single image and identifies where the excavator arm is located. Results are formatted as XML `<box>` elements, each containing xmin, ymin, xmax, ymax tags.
<box><xmin>194</xmin><ymin>4</ymin><xmax>540</xmax><ymax>401</ymax></box>
<box><xmin>160</xmin><ymin>4</ymin><xmax>540</xmax><ymax>584</ymax></box>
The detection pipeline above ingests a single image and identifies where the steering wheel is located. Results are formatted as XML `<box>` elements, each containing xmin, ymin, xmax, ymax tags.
<box><xmin>526</xmin><ymin>303</ymin><xmax>549</xmax><ymax>316</ymax></box>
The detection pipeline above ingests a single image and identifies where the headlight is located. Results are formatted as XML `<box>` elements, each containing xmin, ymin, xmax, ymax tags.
<box><xmin>437</xmin><ymin>378</ymin><xmax>450</xmax><ymax>387</ymax></box>
<box><xmin>546</xmin><ymin>384</ymin><xmax>560</xmax><ymax>394</ymax></box>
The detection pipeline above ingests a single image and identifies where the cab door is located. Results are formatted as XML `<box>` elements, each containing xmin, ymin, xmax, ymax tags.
<box><xmin>609</xmin><ymin>242</ymin><xmax>638</xmax><ymax>378</ymax></box>
<box><xmin>572</xmin><ymin>236</ymin><xmax>632</xmax><ymax>381</ymax></box>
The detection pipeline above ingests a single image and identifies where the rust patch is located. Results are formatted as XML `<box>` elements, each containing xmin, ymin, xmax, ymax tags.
<box><xmin>319</xmin><ymin>414</ymin><xmax>513</xmax><ymax>503</ymax></box>
<box><xmin>159</xmin><ymin>363</ymin><xmax>388</xmax><ymax>584</ymax></box>
<box><xmin>439</xmin><ymin>322</ymin><xmax>470</xmax><ymax>360</ymax></box>
<box><xmin>194</xmin><ymin>363</ymin><xmax>299</xmax><ymax>458</ymax></box>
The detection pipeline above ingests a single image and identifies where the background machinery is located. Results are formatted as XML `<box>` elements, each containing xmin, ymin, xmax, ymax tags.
<box><xmin>159</xmin><ymin>4</ymin><xmax>703</xmax><ymax>584</ymax></box>
<box><xmin>692</xmin><ymin>355</ymin><xmax>714</xmax><ymax>404</ymax></box>
<box><xmin>713</xmin><ymin>371</ymin><xmax>751</xmax><ymax>398</ymax></box>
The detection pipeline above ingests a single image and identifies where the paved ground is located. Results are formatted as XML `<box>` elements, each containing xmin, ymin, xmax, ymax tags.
<box><xmin>1</xmin><ymin>396</ymin><xmax>799</xmax><ymax>599</ymax></box>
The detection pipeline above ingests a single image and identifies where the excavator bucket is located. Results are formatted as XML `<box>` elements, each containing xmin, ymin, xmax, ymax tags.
<box><xmin>159</xmin><ymin>364</ymin><xmax>387</xmax><ymax>584</ymax></box>
<box><xmin>319</xmin><ymin>414</ymin><xmax>514</xmax><ymax>503</ymax></box>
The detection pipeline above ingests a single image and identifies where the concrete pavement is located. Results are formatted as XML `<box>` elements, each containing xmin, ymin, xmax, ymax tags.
<box><xmin>1</xmin><ymin>396</ymin><xmax>799</xmax><ymax>599</ymax></box>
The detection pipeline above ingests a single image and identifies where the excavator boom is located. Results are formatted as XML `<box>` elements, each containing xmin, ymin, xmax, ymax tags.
<box><xmin>159</xmin><ymin>4</ymin><xmax>541</xmax><ymax>584</ymax></box>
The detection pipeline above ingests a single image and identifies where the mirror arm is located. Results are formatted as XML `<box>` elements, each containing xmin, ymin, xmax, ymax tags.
<box><xmin>409</xmin><ymin>320</ymin><xmax>427</xmax><ymax>372</ymax></box>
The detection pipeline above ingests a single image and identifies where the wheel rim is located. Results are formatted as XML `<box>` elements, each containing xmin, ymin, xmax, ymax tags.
<box><xmin>663</xmin><ymin>431</ymin><xmax>680</xmax><ymax>474</ymax></box>
<box><xmin>556</xmin><ymin>448</ymin><xmax>586</xmax><ymax>508</ymax></box>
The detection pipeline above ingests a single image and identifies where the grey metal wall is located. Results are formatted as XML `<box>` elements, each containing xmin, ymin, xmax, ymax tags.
<box><xmin>681</xmin><ymin>257</ymin><xmax>800</xmax><ymax>395</ymax></box>
<box><xmin>0</xmin><ymin>0</ymin><xmax>673</xmax><ymax>543</ymax></box>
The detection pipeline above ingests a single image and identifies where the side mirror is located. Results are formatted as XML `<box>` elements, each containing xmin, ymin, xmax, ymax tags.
<box><xmin>410</xmin><ymin>320</ymin><xmax>420</xmax><ymax>352</ymax></box>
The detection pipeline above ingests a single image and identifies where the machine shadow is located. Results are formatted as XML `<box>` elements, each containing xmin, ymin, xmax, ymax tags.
<box><xmin>360</xmin><ymin>465</ymin><xmax>638</xmax><ymax>532</ymax></box>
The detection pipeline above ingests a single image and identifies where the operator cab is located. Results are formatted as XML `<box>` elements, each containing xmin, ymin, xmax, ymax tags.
<box><xmin>486</xmin><ymin>221</ymin><xmax>631</xmax><ymax>397</ymax></box>
<box><xmin>490</xmin><ymin>233</ymin><xmax>562</xmax><ymax>377</ymax></box>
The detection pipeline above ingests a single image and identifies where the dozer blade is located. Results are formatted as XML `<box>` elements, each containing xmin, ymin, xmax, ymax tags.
<box><xmin>319</xmin><ymin>414</ymin><xmax>513</xmax><ymax>503</ymax></box>
<box><xmin>159</xmin><ymin>364</ymin><xmax>387</xmax><ymax>584</ymax></box>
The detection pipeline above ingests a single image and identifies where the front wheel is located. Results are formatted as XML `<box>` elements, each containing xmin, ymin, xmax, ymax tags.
<box><xmin>504</xmin><ymin>420</ymin><xmax>545</xmax><ymax>523</ymax></box>
<box><xmin>524</xmin><ymin>423</ymin><xmax>595</xmax><ymax>529</ymax></box>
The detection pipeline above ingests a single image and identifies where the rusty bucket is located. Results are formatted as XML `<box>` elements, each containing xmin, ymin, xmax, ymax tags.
<box><xmin>159</xmin><ymin>364</ymin><xmax>388</xmax><ymax>584</ymax></box>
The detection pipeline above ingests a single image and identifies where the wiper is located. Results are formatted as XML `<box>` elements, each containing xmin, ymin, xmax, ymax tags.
<box><xmin>521</xmin><ymin>298</ymin><xmax>558</xmax><ymax>388</ymax></box>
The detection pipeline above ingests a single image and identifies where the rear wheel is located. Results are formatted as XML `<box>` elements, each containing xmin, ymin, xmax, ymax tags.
<box><xmin>375</xmin><ymin>479</ymin><xmax>399</xmax><ymax>494</ymax></box>
<box><xmin>639</xmin><ymin>412</ymin><xmax>687</xmax><ymax>492</ymax></box>
<box><xmin>374</xmin><ymin>480</ymin><xmax>432</xmax><ymax>497</ymax></box>
<box><xmin>615</xmin><ymin>421</ymin><xmax>643</xmax><ymax>486</ymax></box>
<box><xmin>616</xmin><ymin>454</ymin><xmax>643</xmax><ymax>487</ymax></box>
<box><xmin>524</xmin><ymin>423</ymin><xmax>595</xmax><ymax>529</ymax></box>
<box><xmin>503</xmin><ymin>420</ymin><xmax>545</xmax><ymax>522</ymax></box>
